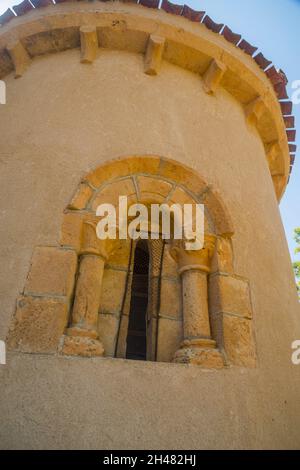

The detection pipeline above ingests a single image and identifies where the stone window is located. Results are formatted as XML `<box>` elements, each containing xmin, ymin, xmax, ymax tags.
<box><xmin>7</xmin><ymin>156</ymin><xmax>256</xmax><ymax>368</ymax></box>
<box><xmin>125</xmin><ymin>240</ymin><xmax>149</xmax><ymax>361</ymax></box>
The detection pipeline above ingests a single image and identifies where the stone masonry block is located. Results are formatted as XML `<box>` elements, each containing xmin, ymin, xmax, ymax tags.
<box><xmin>159</xmin><ymin>279</ymin><xmax>182</xmax><ymax>320</ymax></box>
<box><xmin>84</xmin><ymin>156</ymin><xmax>161</xmax><ymax>189</ymax></box>
<box><xmin>201</xmin><ymin>188</ymin><xmax>234</xmax><ymax>237</ymax></box>
<box><xmin>24</xmin><ymin>247</ymin><xmax>77</xmax><ymax>298</ymax></box>
<box><xmin>137</xmin><ymin>176</ymin><xmax>173</xmax><ymax>202</ymax></box>
<box><xmin>115</xmin><ymin>314</ymin><xmax>129</xmax><ymax>359</ymax></box>
<box><xmin>107</xmin><ymin>239</ymin><xmax>132</xmax><ymax>270</ymax></box>
<box><xmin>157</xmin><ymin>318</ymin><xmax>182</xmax><ymax>363</ymax></box>
<box><xmin>100</xmin><ymin>269</ymin><xmax>127</xmax><ymax>315</ymax></box>
<box><xmin>223</xmin><ymin>314</ymin><xmax>256</xmax><ymax>367</ymax></box>
<box><xmin>209</xmin><ymin>273</ymin><xmax>252</xmax><ymax>318</ymax></box>
<box><xmin>98</xmin><ymin>314</ymin><xmax>119</xmax><ymax>357</ymax></box>
<box><xmin>60</xmin><ymin>212</ymin><xmax>83</xmax><ymax>252</ymax></box>
<box><xmin>168</xmin><ymin>186</ymin><xmax>196</xmax><ymax>205</ymax></box>
<box><xmin>211</xmin><ymin>236</ymin><xmax>234</xmax><ymax>274</ymax></box>
<box><xmin>162</xmin><ymin>246</ymin><xmax>179</xmax><ymax>278</ymax></box>
<box><xmin>68</xmin><ymin>182</ymin><xmax>94</xmax><ymax>210</ymax></box>
<box><xmin>91</xmin><ymin>178</ymin><xmax>137</xmax><ymax>211</ymax></box>
<box><xmin>158</xmin><ymin>159</ymin><xmax>208</xmax><ymax>196</ymax></box>
<box><xmin>7</xmin><ymin>296</ymin><xmax>69</xmax><ymax>353</ymax></box>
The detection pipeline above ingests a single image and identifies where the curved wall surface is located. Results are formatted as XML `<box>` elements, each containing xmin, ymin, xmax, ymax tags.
<box><xmin>0</xmin><ymin>2</ymin><xmax>299</xmax><ymax>449</ymax></box>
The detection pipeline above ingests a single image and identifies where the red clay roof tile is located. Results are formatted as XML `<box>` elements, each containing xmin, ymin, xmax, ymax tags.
<box><xmin>161</xmin><ymin>0</ymin><xmax>183</xmax><ymax>15</ymax></box>
<box><xmin>31</xmin><ymin>0</ymin><xmax>53</xmax><ymax>6</ymax></box>
<box><xmin>13</xmin><ymin>1</ymin><xmax>34</xmax><ymax>16</ymax></box>
<box><xmin>222</xmin><ymin>26</ymin><xmax>241</xmax><ymax>45</ymax></box>
<box><xmin>202</xmin><ymin>15</ymin><xmax>224</xmax><ymax>33</ymax></box>
<box><xmin>279</xmin><ymin>69</ymin><xmax>288</xmax><ymax>85</ymax></box>
<box><xmin>254</xmin><ymin>52</ymin><xmax>272</xmax><ymax>70</ymax></box>
<box><xmin>284</xmin><ymin>116</ymin><xmax>295</xmax><ymax>129</ymax></box>
<box><xmin>280</xmin><ymin>101</ymin><xmax>293</xmax><ymax>116</ymax></box>
<box><xmin>0</xmin><ymin>9</ymin><xmax>15</xmax><ymax>25</ymax></box>
<box><xmin>139</xmin><ymin>0</ymin><xmax>160</xmax><ymax>9</ymax></box>
<box><xmin>238</xmin><ymin>39</ymin><xmax>258</xmax><ymax>56</ymax></box>
<box><xmin>274</xmin><ymin>82</ymin><xmax>288</xmax><ymax>100</ymax></box>
<box><xmin>181</xmin><ymin>5</ymin><xmax>205</xmax><ymax>22</ymax></box>
<box><xmin>287</xmin><ymin>129</ymin><xmax>296</xmax><ymax>142</ymax></box>
<box><xmin>265</xmin><ymin>66</ymin><xmax>283</xmax><ymax>86</ymax></box>
<box><xmin>54</xmin><ymin>0</ymin><xmax>76</xmax><ymax>3</ymax></box>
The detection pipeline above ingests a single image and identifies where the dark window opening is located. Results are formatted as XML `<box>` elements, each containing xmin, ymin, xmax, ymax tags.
<box><xmin>126</xmin><ymin>240</ymin><xmax>149</xmax><ymax>361</ymax></box>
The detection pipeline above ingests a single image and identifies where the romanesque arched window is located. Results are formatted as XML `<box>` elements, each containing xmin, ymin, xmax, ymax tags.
<box><xmin>7</xmin><ymin>156</ymin><xmax>256</xmax><ymax>368</ymax></box>
<box><xmin>125</xmin><ymin>240</ymin><xmax>149</xmax><ymax>361</ymax></box>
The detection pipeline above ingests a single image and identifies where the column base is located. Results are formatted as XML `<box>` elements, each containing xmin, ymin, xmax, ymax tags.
<box><xmin>61</xmin><ymin>327</ymin><xmax>104</xmax><ymax>357</ymax></box>
<box><xmin>173</xmin><ymin>338</ymin><xmax>224</xmax><ymax>368</ymax></box>
<box><xmin>65</xmin><ymin>326</ymin><xmax>99</xmax><ymax>339</ymax></box>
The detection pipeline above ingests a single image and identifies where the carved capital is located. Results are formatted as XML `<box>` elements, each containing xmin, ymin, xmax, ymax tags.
<box><xmin>170</xmin><ymin>234</ymin><xmax>216</xmax><ymax>274</ymax></box>
<box><xmin>81</xmin><ymin>220</ymin><xmax>116</xmax><ymax>259</ymax></box>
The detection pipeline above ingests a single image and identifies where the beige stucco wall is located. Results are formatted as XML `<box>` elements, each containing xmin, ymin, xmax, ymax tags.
<box><xmin>0</xmin><ymin>47</ymin><xmax>300</xmax><ymax>449</ymax></box>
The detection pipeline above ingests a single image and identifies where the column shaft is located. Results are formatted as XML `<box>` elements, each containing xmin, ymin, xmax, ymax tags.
<box><xmin>71</xmin><ymin>254</ymin><xmax>105</xmax><ymax>333</ymax></box>
<box><xmin>182</xmin><ymin>269</ymin><xmax>211</xmax><ymax>340</ymax></box>
<box><xmin>170</xmin><ymin>234</ymin><xmax>224</xmax><ymax>367</ymax></box>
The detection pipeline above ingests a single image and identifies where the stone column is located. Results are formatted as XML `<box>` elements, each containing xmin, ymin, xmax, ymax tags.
<box><xmin>170</xmin><ymin>234</ymin><xmax>224</xmax><ymax>367</ymax></box>
<box><xmin>62</xmin><ymin>221</ymin><xmax>115</xmax><ymax>357</ymax></box>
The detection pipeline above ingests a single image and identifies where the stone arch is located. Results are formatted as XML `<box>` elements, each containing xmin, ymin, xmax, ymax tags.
<box><xmin>68</xmin><ymin>155</ymin><xmax>234</xmax><ymax>237</ymax></box>
<box><xmin>7</xmin><ymin>155</ymin><xmax>256</xmax><ymax>368</ymax></box>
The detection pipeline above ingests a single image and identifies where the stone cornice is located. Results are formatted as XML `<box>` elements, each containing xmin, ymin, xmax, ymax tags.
<box><xmin>0</xmin><ymin>1</ymin><xmax>294</xmax><ymax>200</ymax></box>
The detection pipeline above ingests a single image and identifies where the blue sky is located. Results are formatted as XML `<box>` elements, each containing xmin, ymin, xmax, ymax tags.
<box><xmin>1</xmin><ymin>0</ymin><xmax>299</xmax><ymax>262</ymax></box>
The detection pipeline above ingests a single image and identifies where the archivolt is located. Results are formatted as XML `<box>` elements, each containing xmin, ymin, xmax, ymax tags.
<box><xmin>68</xmin><ymin>155</ymin><xmax>234</xmax><ymax>238</ymax></box>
